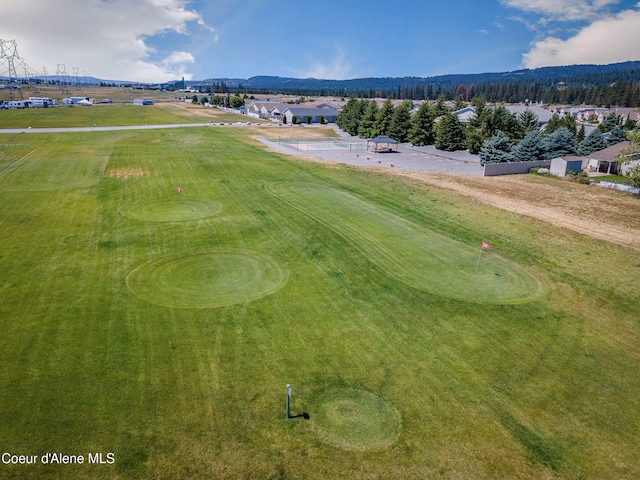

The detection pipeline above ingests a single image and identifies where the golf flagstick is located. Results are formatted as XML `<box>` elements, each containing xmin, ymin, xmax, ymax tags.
<box><xmin>475</xmin><ymin>241</ymin><xmax>490</xmax><ymax>273</ymax></box>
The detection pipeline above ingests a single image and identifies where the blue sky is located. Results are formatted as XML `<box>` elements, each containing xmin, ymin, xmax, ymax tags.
<box><xmin>3</xmin><ymin>0</ymin><xmax>640</xmax><ymax>82</ymax></box>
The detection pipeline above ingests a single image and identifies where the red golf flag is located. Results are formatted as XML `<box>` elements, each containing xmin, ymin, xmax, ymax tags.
<box><xmin>482</xmin><ymin>241</ymin><xmax>490</xmax><ymax>250</ymax></box>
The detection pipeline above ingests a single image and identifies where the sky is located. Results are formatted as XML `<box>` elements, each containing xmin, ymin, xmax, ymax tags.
<box><xmin>1</xmin><ymin>0</ymin><xmax>640</xmax><ymax>83</ymax></box>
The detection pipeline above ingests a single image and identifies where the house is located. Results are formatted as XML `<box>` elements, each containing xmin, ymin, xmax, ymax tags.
<box><xmin>453</xmin><ymin>106</ymin><xmax>477</xmax><ymax>123</ymax></box>
<box><xmin>281</xmin><ymin>106</ymin><xmax>338</xmax><ymax>124</ymax></box>
<box><xmin>585</xmin><ymin>141</ymin><xmax>630</xmax><ymax>175</ymax></box>
<box><xmin>245</xmin><ymin>102</ymin><xmax>284</xmax><ymax>120</ymax></box>
<box><xmin>550</xmin><ymin>156</ymin><xmax>586</xmax><ymax>176</ymax></box>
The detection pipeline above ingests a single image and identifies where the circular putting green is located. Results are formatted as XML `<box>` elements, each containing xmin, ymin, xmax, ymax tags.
<box><xmin>310</xmin><ymin>388</ymin><xmax>401</xmax><ymax>451</ymax></box>
<box><xmin>121</xmin><ymin>200</ymin><xmax>223</xmax><ymax>222</ymax></box>
<box><xmin>126</xmin><ymin>248</ymin><xmax>288</xmax><ymax>308</ymax></box>
<box><xmin>267</xmin><ymin>182</ymin><xmax>546</xmax><ymax>304</ymax></box>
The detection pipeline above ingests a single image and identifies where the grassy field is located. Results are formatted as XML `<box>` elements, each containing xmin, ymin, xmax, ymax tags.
<box><xmin>0</xmin><ymin>102</ymin><xmax>259</xmax><ymax>129</ymax></box>
<box><xmin>0</xmin><ymin>122</ymin><xmax>639</xmax><ymax>479</ymax></box>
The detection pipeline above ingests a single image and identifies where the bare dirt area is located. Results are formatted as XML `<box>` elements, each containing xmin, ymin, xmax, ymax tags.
<box><xmin>396</xmin><ymin>172</ymin><xmax>640</xmax><ymax>251</ymax></box>
<box><xmin>160</xmin><ymin>102</ymin><xmax>220</xmax><ymax>118</ymax></box>
<box><xmin>107</xmin><ymin>167</ymin><xmax>148</xmax><ymax>178</ymax></box>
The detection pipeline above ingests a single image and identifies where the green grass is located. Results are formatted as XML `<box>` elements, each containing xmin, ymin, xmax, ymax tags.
<box><xmin>0</xmin><ymin>104</ymin><xmax>207</xmax><ymax>128</ymax></box>
<box><xmin>587</xmin><ymin>174</ymin><xmax>632</xmax><ymax>184</ymax></box>
<box><xmin>0</xmin><ymin>126</ymin><xmax>639</xmax><ymax>479</ymax></box>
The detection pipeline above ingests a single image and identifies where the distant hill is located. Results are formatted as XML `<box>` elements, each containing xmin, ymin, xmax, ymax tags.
<box><xmin>198</xmin><ymin>61</ymin><xmax>640</xmax><ymax>93</ymax></box>
<box><xmin>3</xmin><ymin>60</ymin><xmax>640</xmax><ymax>105</ymax></box>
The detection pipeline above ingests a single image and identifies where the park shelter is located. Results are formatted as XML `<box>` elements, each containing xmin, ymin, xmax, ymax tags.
<box><xmin>367</xmin><ymin>135</ymin><xmax>399</xmax><ymax>153</ymax></box>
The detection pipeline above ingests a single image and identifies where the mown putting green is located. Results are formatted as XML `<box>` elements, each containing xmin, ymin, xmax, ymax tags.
<box><xmin>267</xmin><ymin>182</ymin><xmax>544</xmax><ymax>304</ymax></box>
<box><xmin>121</xmin><ymin>200</ymin><xmax>223</xmax><ymax>222</ymax></box>
<box><xmin>310</xmin><ymin>388</ymin><xmax>401</xmax><ymax>451</ymax></box>
<box><xmin>126</xmin><ymin>248</ymin><xmax>288</xmax><ymax>308</ymax></box>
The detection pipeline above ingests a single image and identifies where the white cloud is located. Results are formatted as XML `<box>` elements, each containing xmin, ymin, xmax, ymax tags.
<box><xmin>522</xmin><ymin>5</ymin><xmax>640</xmax><ymax>67</ymax></box>
<box><xmin>0</xmin><ymin>0</ymin><xmax>214</xmax><ymax>82</ymax></box>
<box><xmin>501</xmin><ymin>0</ymin><xmax>621</xmax><ymax>20</ymax></box>
<box><xmin>298</xmin><ymin>49</ymin><xmax>352</xmax><ymax>80</ymax></box>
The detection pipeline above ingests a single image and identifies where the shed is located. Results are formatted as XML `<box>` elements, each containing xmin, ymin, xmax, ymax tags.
<box><xmin>367</xmin><ymin>135</ymin><xmax>399</xmax><ymax>153</ymax></box>
<box><xmin>549</xmin><ymin>156</ymin><xmax>585</xmax><ymax>176</ymax></box>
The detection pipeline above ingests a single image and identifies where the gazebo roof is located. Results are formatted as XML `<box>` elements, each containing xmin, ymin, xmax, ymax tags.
<box><xmin>368</xmin><ymin>135</ymin><xmax>399</xmax><ymax>144</ymax></box>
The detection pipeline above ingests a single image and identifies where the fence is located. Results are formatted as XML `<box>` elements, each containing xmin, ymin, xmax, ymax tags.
<box><xmin>270</xmin><ymin>138</ymin><xmax>367</xmax><ymax>151</ymax></box>
<box><xmin>483</xmin><ymin>160</ymin><xmax>551</xmax><ymax>176</ymax></box>
<box><xmin>598</xmin><ymin>181</ymin><xmax>640</xmax><ymax>195</ymax></box>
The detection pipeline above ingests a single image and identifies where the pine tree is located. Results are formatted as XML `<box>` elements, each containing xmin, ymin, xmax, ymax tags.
<box><xmin>542</xmin><ymin>128</ymin><xmax>577</xmax><ymax>159</ymax></box>
<box><xmin>374</xmin><ymin>99</ymin><xmax>395</xmax><ymax>137</ymax></box>
<box><xmin>518</xmin><ymin>109</ymin><xmax>540</xmax><ymax>132</ymax></box>
<box><xmin>578</xmin><ymin>129</ymin><xmax>607</xmax><ymax>156</ymax></box>
<box><xmin>336</xmin><ymin>97</ymin><xmax>366</xmax><ymax>136</ymax></box>
<box><xmin>435</xmin><ymin>113</ymin><xmax>467</xmax><ymax>151</ymax></box>
<box><xmin>357</xmin><ymin>101</ymin><xmax>379</xmax><ymax>138</ymax></box>
<box><xmin>607</xmin><ymin>126</ymin><xmax>627</xmax><ymax>145</ymax></box>
<box><xmin>512</xmin><ymin>131</ymin><xmax>544</xmax><ymax>162</ymax></box>
<box><xmin>409</xmin><ymin>102</ymin><xmax>435</xmax><ymax>146</ymax></box>
<box><xmin>598</xmin><ymin>112</ymin><xmax>620</xmax><ymax>133</ymax></box>
<box><xmin>387</xmin><ymin>100</ymin><xmax>412</xmax><ymax>143</ymax></box>
<box><xmin>576</xmin><ymin>124</ymin><xmax>586</xmax><ymax>144</ymax></box>
<box><xmin>479</xmin><ymin>132</ymin><xmax>513</xmax><ymax>165</ymax></box>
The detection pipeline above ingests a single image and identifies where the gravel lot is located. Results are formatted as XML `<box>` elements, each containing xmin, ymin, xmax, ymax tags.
<box><xmin>258</xmin><ymin>133</ymin><xmax>484</xmax><ymax>176</ymax></box>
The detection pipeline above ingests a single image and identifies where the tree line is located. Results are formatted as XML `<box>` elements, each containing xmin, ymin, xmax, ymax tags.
<box><xmin>335</xmin><ymin>96</ymin><xmax>637</xmax><ymax>166</ymax></box>
<box><xmin>201</xmin><ymin>78</ymin><xmax>640</xmax><ymax>108</ymax></box>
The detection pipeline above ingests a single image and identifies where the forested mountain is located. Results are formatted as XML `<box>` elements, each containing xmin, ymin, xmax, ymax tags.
<box><xmin>198</xmin><ymin>61</ymin><xmax>640</xmax><ymax>106</ymax></box>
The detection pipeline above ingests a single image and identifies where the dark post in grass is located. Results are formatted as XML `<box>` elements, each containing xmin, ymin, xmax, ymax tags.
<box><xmin>286</xmin><ymin>384</ymin><xmax>291</xmax><ymax>419</ymax></box>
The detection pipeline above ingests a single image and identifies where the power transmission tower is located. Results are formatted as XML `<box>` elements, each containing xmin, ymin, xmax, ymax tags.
<box><xmin>0</xmin><ymin>39</ymin><xmax>29</xmax><ymax>99</ymax></box>
<box><xmin>56</xmin><ymin>64</ymin><xmax>70</xmax><ymax>94</ymax></box>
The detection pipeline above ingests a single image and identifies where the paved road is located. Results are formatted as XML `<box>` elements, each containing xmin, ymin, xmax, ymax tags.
<box><xmin>0</xmin><ymin>123</ymin><xmax>216</xmax><ymax>134</ymax></box>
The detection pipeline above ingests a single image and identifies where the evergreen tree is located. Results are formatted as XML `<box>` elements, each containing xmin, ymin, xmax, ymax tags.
<box><xmin>374</xmin><ymin>99</ymin><xmax>395</xmax><ymax>137</ymax></box>
<box><xmin>598</xmin><ymin>112</ymin><xmax>620</xmax><ymax>132</ymax></box>
<box><xmin>479</xmin><ymin>132</ymin><xmax>514</xmax><ymax>165</ymax></box>
<box><xmin>578</xmin><ymin>129</ymin><xmax>607</xmax><ymax>156</ymax></box>
<box><xmin>482</xmin><ymin>106</ymin><xmax>524</xmax><ymax>140</ymax></box>
<box><xmin>512</xmin><ymin>131</ymin><xmax>544</xmax><ymax>162</ymax></box>
<box><xmin>336</xmin><ymin>97</ymin><xmax>365</xmax><ymax>136</ymax></box>
<box><xmin>357</xmin><ymin>101</ymin><xmax>379</xmax><ymax>138</ymax></box>
<box><xmin>387</xmin><ymin>100</ymin><xmax>412</xmax><ymax>142</ymax></box>
<box><xmin>435</xmin><ymin>113</ymin><xmax>467</xmax><ymax>151</ymax></box>
<box><xmin>433</xmin><ymin>98</ymin><xmax>449</xmax><ymax>117</ymax></box>
<box><xmin>466</xmin><ymin>97</ymin><xmax>487</xmax><ymax>154</ymax></box>
<box><xmin>465</xmin><ymin>129</ymin><xmax>485</xmax><ymax>155</ymax></box>
<box><xmin>409</xmin><ymin>102</ymin><xmax>435</xmax><ymax>146</ymax></box>
<box><xmin>576</xmin><ymin>124</ymin><xmax>586</xmax><ymax>144</ymax></box>
<box><xmin>607</xmin><ymin>126</ymin><xmax>627</xmax><ymax>145</ymax></box>
<box><xmin>518</xmin><ymin>109</ymin><xmax>540</xmax><ymax>132</ymax></box>
<box><xmin>542</xmin><ymin>127</ymin><xmax>578</xmax><ymax>159</ymax></box>
<box><xmin>454</xmin><ymin>95</ymin><xmax>465</xmax><ymax>111</ymax></box>
<box><xmin>544</xmin><ymin>113</ymin><xmax>563</xmax><ymax>134</ymax></box>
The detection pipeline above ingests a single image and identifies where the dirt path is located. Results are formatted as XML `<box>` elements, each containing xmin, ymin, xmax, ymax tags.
<box><xmin>396</xmin><ymin>172</ymin><xmax>640</xmax><ymax>251</ymax></box>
